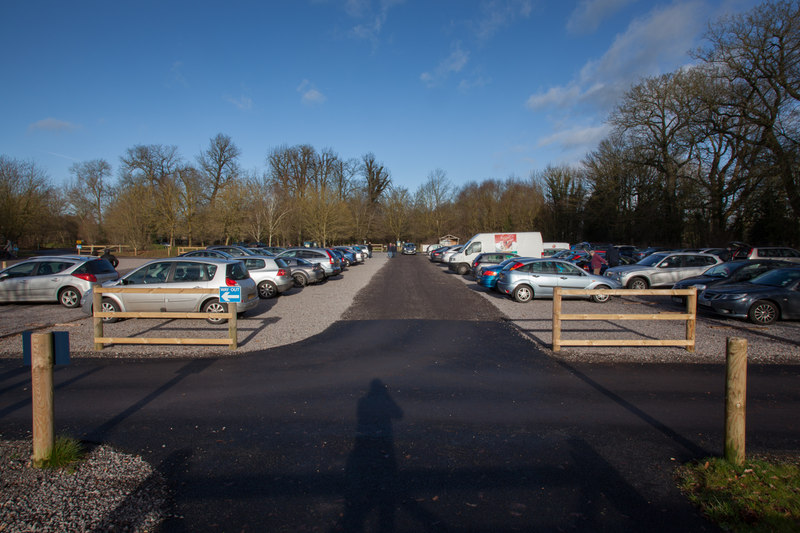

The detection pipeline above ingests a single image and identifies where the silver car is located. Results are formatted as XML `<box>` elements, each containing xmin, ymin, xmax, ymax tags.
<box><xmin>496</xmin><ymin>258</ymin><xmax>621</xmax><ymax>303</ymax></box>
<box><xmin>181</xmin><ymin>249</ymin><xmax>292</xmax><ymax>298</ymax></box>
<box><xmin>275</xmin><ymin>257</ymin><xmax>325</xmax><ymax>286</ymax></box>
<box><xmin>276</xmin><ymin>248</ymin><xmax>342</xmax><ymax>278</ymax></box>
<box><xmin>604</xmin><ymin>252</ymin><xmax>722</xmax><ymax>289</ymax></box>
<box><xmin>0</xmin><ymin>255</ymin><xmax>119</xmax><ymax>308</ymax></box>
<box><xmin>81</xmin><ymin>258</ymin><xmax>258</xmax><ymax>324</ymax></box>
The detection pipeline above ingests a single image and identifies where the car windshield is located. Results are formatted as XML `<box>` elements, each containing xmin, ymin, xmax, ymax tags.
<box><xmin>750</xmin><ymin>268</ymin><xmax>800</xmax><ymax>288</ymax></box>
<box><xmin>637</xmin><ymin>253</ymin><xmax>668</xmax><ymax>266</ymax></box>
<box><xmin>702</xmin><ymin>263</ymin><xmax>738</xmax><ymax>278</ymax></box>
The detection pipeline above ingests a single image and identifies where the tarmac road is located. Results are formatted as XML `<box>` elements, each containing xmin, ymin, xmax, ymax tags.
<box><xmin>1</xmin><ymin>254</ymin><xmax>798</xmax><ymax>532</ymax></box>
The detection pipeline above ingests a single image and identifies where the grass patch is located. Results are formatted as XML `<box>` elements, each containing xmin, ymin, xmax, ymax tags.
<box><xmin>39</xmin><ymin>436</ymin><xmax>85</xmax><ymax>470</ymax></box>
<box><xmin>677</xmin><ymin>457</ymin><xmax>800</xmax><ymax>532</ymax></box>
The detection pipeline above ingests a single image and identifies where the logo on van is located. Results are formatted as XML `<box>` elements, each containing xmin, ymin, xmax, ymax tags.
<box><xmin>495</xmin><ymin>234</ymin><xmax>517</xmax><ymax>252</ymax></box>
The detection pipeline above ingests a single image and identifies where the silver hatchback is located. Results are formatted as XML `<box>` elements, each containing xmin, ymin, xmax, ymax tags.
<box><xmin>81</xmin><ymin>258</ymin><xmax>258</xmax><ymax>323</ymax></box>
<box><xmin>496</xmin><ymin>258</ymin><xmax>621</xmax><ymax>303</ymax></box>
<box><xmin>604</xmin><ymin>252</ymin><xmax>722</xmax><ymax>289</ymax></box>
<box><xmin>0</xmin><ymin>255</ymin><xmax>119</xmax><ymax>308</ymax></box>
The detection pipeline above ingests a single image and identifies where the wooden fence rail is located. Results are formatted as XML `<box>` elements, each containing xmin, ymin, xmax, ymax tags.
<box><xmin>92</xmin><ymin>287</ymin><xmax>238</xmax><ymax>350</ymax></box>
<box><xmin>552</xmin><ymin>287</ymin><xmax>697</xmax><ymax>352</ymax></box>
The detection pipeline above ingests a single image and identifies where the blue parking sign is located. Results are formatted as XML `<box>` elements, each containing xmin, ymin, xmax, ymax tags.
<box><xmin>219</xmin><ymin>286</ymin><xmax>242</xmax><ymax>303</ymax></box>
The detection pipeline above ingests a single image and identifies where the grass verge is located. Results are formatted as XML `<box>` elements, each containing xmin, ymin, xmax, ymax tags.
<box><xmin>677</xmin><ymin>456</ymin><xmax>800</xmax><ymax>532</ymax></box>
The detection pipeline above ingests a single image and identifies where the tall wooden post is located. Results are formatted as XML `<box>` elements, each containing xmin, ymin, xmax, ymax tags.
<box><xmin>685</xmin><ymin>288</ymin><xmax>696</xmax><ymax>352</ymax></box>
<box><xmin>31</xmin><ymin>333</ymin><xmax>55</xmax><ymax>467</ymax></box>
<box><xmin>725</xmin><ymin>337</ymin><xmax>747</xmax><ymax>466</ymax></box>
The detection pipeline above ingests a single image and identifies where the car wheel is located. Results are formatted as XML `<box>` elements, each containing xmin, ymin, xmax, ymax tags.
<box><xmin>627</xmin><ymin>277</ymin><xmax>649</xmax><ymax>290</ymax></box>
<box><xmin>513</xmin><ymin>285</ymin><xmax>533</xmax><ymax>303</ymax></box>
<box><xmin>292</xmin><ymin>273</ymin><xmax>308</xmax><ymax>287</ymax></box>
<box><xmin>747</xmin><ymin>300</ymin><xmax>778</xmax><ymax>325</ymax></box>
<box><xmin>590</xmin><ymin>285</ymin><xmax>611</xmax><ymax>303</ymax></box>
<box><xmin>99</xmin><ymin>298</ymin><xmax>120</xmax><ymax>323</ymax></box>
<box><xmin>58</xmin><ymin>287</ymin><xmax>81</xmax><ymax>308</ymax></box>
<box><xmin>456</xmin><ymin>264</ymin><xmax>469</xmax><ymax>276</ymax></box>
<box><xmin>258</xmin><ymin>281</ymin><xmax>278</xmax><ymax>299</ymax></box>
<box><xmin>202</xmin><ymin>299</ymin><xmax>228</xmax><ymax>324</ymax></box>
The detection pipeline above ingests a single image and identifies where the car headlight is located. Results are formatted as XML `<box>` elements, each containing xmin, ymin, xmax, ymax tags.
<box><xmin>717</xmin><ymin>293</ymin><xmax>747</xmax><ymax>300</ymax></box>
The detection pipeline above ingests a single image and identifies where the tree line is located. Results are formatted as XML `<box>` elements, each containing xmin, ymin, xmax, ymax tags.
<box><xmin>1</xmin><ymin>1</ymin><xmax>797</xmax><ymax>252</ymax></box>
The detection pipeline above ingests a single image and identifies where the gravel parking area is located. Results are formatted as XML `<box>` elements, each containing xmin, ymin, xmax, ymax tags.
<box><xmin>446</xmin><ymin>264</ymin><xmax>800</xmax><ymax>364</ymax></box>
<box><xmin>0</xmin><ymin>255</ymin><xmax>389</xmax><ymax>359</ymax></box>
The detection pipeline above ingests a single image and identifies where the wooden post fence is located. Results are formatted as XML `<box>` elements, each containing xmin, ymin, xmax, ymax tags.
<box><xmin>725</xmin><ymin>337</ymin><xmax>747</xmax><ymax>466</ymax></box>
<box><xmin>30</xmin><ymin>332</ymin><xmax>55</xmax><ymax>467</ymax></box>
<box><xmin>93</xmin><ymin>287</ymin><xmax>239</xmax><ymax>350</ymax></box>
<box><xmin>552</xmin><ymin>287</ymin><xmax>697</xmax><ymax>352</ymax></box>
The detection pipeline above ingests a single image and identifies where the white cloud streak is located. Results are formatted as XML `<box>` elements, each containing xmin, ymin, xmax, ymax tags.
<box><xmin>420</xmin><ymin>42</ymin><xmax>470</xmax><ymax>88</ymax></box>
<box><xmin>566</xmin><ymin>0</ymin><xmax>637</xmax><ymax>34</ymax></box>
<box><xmin>297</xmin><ymin>79</ymin><xmax>327</xmax><ymax>105</ymax></box>
<box><xmin>27</xmin><ymin>118</ymin><xmax>78</xmax><ymax>133</ymax></box>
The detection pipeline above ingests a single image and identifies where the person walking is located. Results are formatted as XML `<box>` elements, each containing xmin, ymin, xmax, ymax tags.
<box><xmin>589</xmin><ymin>250</ymin><xmax>607</xmax><ymax>275</ymax></box>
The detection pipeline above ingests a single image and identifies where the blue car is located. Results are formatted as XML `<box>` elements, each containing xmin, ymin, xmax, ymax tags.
<box><xmin>477</xmin><ymin>258</ymin><xmax>519</xmax><ymax>289</ymax></box>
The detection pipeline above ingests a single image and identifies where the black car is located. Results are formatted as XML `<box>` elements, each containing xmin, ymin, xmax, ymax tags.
<box><xmin>698</xmin><ymin>267</ymin><xmax>800</xmax><ymax>325</ymax></box>
<box><xmin>672</xmin><ymin>259</ymin><xmax>793</xmax><ymax>304</ymax></box>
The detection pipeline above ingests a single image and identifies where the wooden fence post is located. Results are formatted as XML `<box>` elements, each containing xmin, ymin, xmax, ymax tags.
<box><xmin>31</xmin><ymin>332</ymin><xmax>55</xmax><ymax>467</ymax></box>
<box><xmin>93</xmin><ymin>289</ymin><xmax>104</xmax><ymax>351</ymax></box>
<box><xmin>229</xmin><ymin>303</ymin><xmax>238</xmax><ymax>350</ymax></box>
<box><xmin>552</xmin><ymin>287</ymin><xmax>562</xmax><ymax>352</ymax></box>
<box><xmin>685</xmin><ymin>288</ymin><xmax>696</xmax><ymax>352</ymax></box>
<box><xmin>725</xmin><ymin>337</ymin><xmax>747</xmax><ymax>466</ymax></box>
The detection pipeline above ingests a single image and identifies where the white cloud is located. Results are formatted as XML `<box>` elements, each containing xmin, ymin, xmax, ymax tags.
<box><xmin>27</xmin><ymin>118</ymin><xmax>78</xmax><ymax>133</ymax></box>
<box><xmin>225</xmin><ymin>95</ymin><xmax>253</xmax><ymax>110</ymax></box>
<box><xmin>472</xmin><ymin>0</ymin><xmax>533</xmax><ymax>41</ymax></box>
<box><xmin>420</xmin><ymin>42</ymin><xmax>470</xmax><ymax>88</ymax></box>
<box><xmin>297</xmin><ymin>79</ymin><xmax>327</xmax><ymax>105</ymax></box>
<box><xmin>347</xmin><ymin>0</ymin><xmax>405</xmax><ymax>46</ymax></box>
<box><xmin>537</xmin><ymin>124</ymin><xmax>611</xmax><ymax>149</ymax></box>
<box><xmin>525</xmin><ymin>85</ymin><xmax>582</xmax><ymax>110</ymax></box>
<box><xmin>566</xmin><ymin>0</ymin><xmax>637</xmax><ymax>34</ymax></box>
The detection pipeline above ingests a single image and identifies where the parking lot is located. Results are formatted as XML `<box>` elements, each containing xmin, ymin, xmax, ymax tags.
<box><xmin>0</xmin><ymin>253</ymin><xmax>798</xmax><ymax>364</ymax></box>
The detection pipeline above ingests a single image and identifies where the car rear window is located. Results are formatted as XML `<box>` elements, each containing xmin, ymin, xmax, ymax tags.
<box><xmin>82</xmin><ymin>259</ymin><xmax>117</xmax><ymax>274</ymax></box>
<box><xmin>226</xmin><ymin>262</ymin><xmax>249</xmax><ymax>280</ymax></box>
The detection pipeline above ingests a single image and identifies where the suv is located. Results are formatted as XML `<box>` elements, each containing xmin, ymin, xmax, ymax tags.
<box><xmin>0</xmin><ymin>255</ymin><xmax>119</xmax><ymax>308</ymax></box>
<box><xmin>82</xmin><ymin>257</ymin><xmax>258</xmax><ymax>324</ymax></box>
<box><xmin>604</xmin><ymin>252</ymin><xmax>722</xmax><ymax>289</ymax></box>
<box><xmin>731</xmin><ymin>246</ymin><xmax>800</xmax><ymax>263</ymax></box>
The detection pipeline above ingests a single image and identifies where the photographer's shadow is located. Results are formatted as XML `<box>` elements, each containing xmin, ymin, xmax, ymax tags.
<box><xmin>337</xmin><ymin>378</ymin><xmax>404</xmax><ymax>533</ymax></box>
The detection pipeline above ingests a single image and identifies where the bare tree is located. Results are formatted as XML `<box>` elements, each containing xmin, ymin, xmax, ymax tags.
<box><xmin>197</xmin><ymin>133</ymin><xmax>241</xmax><ymax>207</ymax></box>
<box><xmin>414</xmin><ymin>168</ymin><xmax>453</xmax><ymax>242</ymax></box>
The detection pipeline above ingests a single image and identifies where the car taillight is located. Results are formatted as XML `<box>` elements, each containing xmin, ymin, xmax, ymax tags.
<box><xmin>325</xmin><ymin>251</ymin><xmax>334</xmax><ymax>264</ymax></box>
<box><xmin>508</xmin><ymin>261</ymin><xmax>524</xmax><ymax>270</ymax></box>
<box><xmin>72</xmin><ymin>273</ymin><xmax>97</xmax><ymax>282</ymax></box>
<box><xmin>225</xmin><ymin>278</ymin><xmax>237</xmax><ymax>286</ymax></box>
<box><xmin>277</xmin><ymin>269</ymin><xmax>287</xmax><ymax>276</ymax></box>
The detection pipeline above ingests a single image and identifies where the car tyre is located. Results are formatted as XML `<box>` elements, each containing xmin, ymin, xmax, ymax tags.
<box><xmin>456</xmin><ymin>264</ymin><xmax>469</xmax><ymax>276</ymax></box>
<box><xmin>202</xmin><ymin>299</ymin><xmax>229</xmax><ymax>324</ymax></box>
<box><xmin>747</xmin><ymin>300</ymin><xmax>778</xmax><ymax>325</ymax></box>
<box><xmin>627</xmin><ymin>277</ymin><xmax>649</xmax><ymax>290</ymax></box>
<box><xmin>590</xmin><ymin>285</ymin><xmax>611</xmax><ymax>303</ymax></box>
<box><xmin>512</xmin><ymin>285</ymin><xmax>533</xmax><ymax>303</ymax></box>
<box><xmin>292</xmin><ymin>273</ymin><xmax>308</xmax><ymax>287</ymax></box>
<box><xmin>59</xmin><ymin>286</ymin><xmax>82</xmax><ymax>308</ymax></box>
<box><xmin>99</xmin><ymin>298</ymin><xmax>121</xmax><ymax>323</ymax></box>
<box><xmin>258</xmin><ymin>280</ymin><xmax>279</xmax><ymax>299</ymax></box>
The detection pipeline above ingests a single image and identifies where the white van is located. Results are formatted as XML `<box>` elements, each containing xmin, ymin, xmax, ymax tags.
<box><xmin>542</xmin><ymin>242</ymin><xmax>570</xmax><ymax>256</ymax></box>
<box><xmin>447</xmin><ymin>232</ymin><xmax>543</xmax><ymax>275</ymax></box>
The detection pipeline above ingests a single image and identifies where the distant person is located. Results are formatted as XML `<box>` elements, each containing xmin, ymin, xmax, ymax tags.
<box><xmin>3</xmin><ymin>240</ymin><xmax>15</xmax><ymax>259</ymax></box>
<box><xmin>589</xmin><ymin>250</ymin><xmax>607</xmax><ymax>275</ymax></box>
<box><xmin>367</xmin><ymin>242</ymin><xmax>373</xmax><ymax>258</ymax></box>
<box><xmin>605</xmin><ymin>245</ymin><xmax>620</xmax><ymax>268</ymax></box>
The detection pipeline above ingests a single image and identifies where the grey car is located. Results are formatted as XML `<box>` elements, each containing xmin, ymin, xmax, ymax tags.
<box><xmin>181</xmin><ymin>249</ymin><xmax>292</xmax><ymax>298</ymax></box>
<box><xmin>81</xmin><ymin>257</ymin><xmax>258</xmax><ymax>324</ymax></box>
<box><xmin>604</xmin><ymin>252</ymin><xmax>722</xmax><ymax>289</ymax></box>
<box><xmin>275</xmin><ymin>257</ymin><xmax>325</xmax><ymax>286</ymax></box>
<box><xmin>0</xmin><ymin>255</ymin><xmax>119</xmax><ymax>308</ymax></box>
<box><xmin>463</xmin><ymin>252</ymin><xmax>518</xmax><ymax>278</ymax></box>
<box><xmin>496</xmin><ymin>258</ymin><xmax>621</xmax><ymax>303</ymax></box>
<box><xmin>276</xmin><ymin>248</ymin><xmax>342</xmax><ymax>278</ymax></box>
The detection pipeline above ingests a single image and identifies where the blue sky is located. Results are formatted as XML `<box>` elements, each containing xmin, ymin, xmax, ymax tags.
<box><xmin>1</xmin><ymin>0</ymin><xmax>762</xmax><ymax>193</ymax></box>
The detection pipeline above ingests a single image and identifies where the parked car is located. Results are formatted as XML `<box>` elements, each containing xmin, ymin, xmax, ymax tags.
<box><xmin>81</xmin><ymin>257</ymin><xmax>259</xmax><ymax>324</ymax></box>
<box><xmin>0</xmin><ymin>255</ymin><xmax>119</xmax><ymax>308</ymax></box>
<box><xmin>440</xmin><ymin>245</ymin><xmax>463</xmax><ymax>265</ymax></box>
<box><xmin>476</xmin><ymin>258</ymin><xmax>520</xmax><ymax>289</ymax></box>
<box><xmin>208</xmin><ymin>245</ymin><xmax>272</xmax><ymax>257</ymax></box>
<box><xmin>496</xmin><ymin>258</ymin><xmax>621</xmax><ymax>303</ymax></box>
<box><xmin>429</xmin><ymin>245</ymin><xmax>454</xmax><ymax>262</ymax></box>
<box><xmin>332</xmin><ymin>247</ymin><xmax>358</xmax><ymax>267</ymax></box>
<box><xmin>275</xmin><ymin>257</ymin><xmax>325</xmax><ymax>286</ymax></box>
<box><xmin>604</xmin><ymin>252</ymin><xmax>722</xmax><ymax>289</ymax></box>
<box><xmin>632</xmin><ymin>247</ymin><xmax>671</xmax><ymax>261</ymax></box>
<box><xmin>276</xmin><ymin>248</ymin><xmax>342</xmax><ymax>278</ymax></box>
<box><xmin>183</xmin><ymin>249</ymin><xmax>291</xmax><ymax>298</ymax></box>
<box><xmin>464</xmin><ymin>252</ymin><xmax>518</xmax><ymax>278</ymax></box>
<box><xmin>672</xmin><ymin>260</ymin><xmax>793</xmax><ymax>304</ymax></box>
<box><xmin>730</xmin><ymin>246</ymin><xmax>800</xmax><ymax>263</ymax></box>
<box><xmin>698</xmin><ymin>267</ymin><xmax>800</xmax><ymax>325</ymax></box>
<box><xmin>402</xmin><ymin>243</ymin><xmax>417</xmax><ymax>255</ymax></box>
